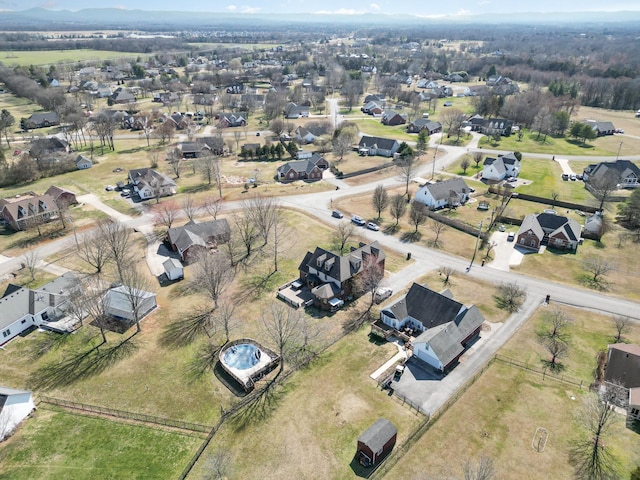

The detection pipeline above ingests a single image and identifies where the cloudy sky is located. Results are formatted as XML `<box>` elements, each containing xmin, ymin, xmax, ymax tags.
<box><xmin>1</xmin><ymin>1</ymin><xmax>639</xmax><ymax>15</ymax></box>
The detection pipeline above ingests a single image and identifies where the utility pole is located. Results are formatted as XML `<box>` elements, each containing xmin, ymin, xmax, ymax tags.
<box><xmin>431</xmin><ymin>132</ymin><xmax>444</xmax><ymax>180</ymax></box>
<box><xmin>467</xmin><ymin>220</ymin><xmax>484</xmax><ymax>272</ymax></box>
<box><xmin>616</xmin><ymin>141</ymin><xmax>623</xmax><ymax>161</ymax></box>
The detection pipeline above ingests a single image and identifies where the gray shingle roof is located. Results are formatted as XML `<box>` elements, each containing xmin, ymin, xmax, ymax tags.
<box><xmin>605</xmin><ymin>343</ymin><xmax>640</xmax><ymax>389</ymax></box>
<box><xmin>358</xmin><ymin>418</ymin><xmax>397</xmax><ymax>451</ymax></box>
<box><xmin>358</xmin><ymin>135</ymin><xmax>399</xmax><ymax>151</ymax></box>
<box><xmin>299</xmin><ymin>241</ymin><xmax>386</xmax><ymax>284</ymax></box>
<box><xmin>422</xmin><ymin>178</ymin><xmax>470</xmax><ymax>202</ymax></box>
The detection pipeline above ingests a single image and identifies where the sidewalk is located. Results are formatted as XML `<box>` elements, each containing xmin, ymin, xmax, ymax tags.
<box><xmin>369</xmin><ymin>337</ymin><xmax>408</xmax><ymax>380</ymax></box>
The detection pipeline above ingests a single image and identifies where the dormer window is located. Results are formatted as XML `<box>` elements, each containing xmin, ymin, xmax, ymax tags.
<box><xmin>18</xmin><ymin>206</ymin><xmax>27</xmax><ymax>218</ymax></box>
<box><xmin>39</xmin><ymin>201</ymin><xmax>47</xmax><ymax>211</ymax></box>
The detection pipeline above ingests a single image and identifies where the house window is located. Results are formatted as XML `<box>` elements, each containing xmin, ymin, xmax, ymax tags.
<box><xmin>41</xmin><ymin>311</ymin><xmax>49</xmax><ymax>321</ymax></box>
<box><xmin>2</xmin><ymin>329</ymin><xmax>11</xmax><ymax>338</ymax></box>
<box><xmin>632</xmin><ymin>408</ymin><xmax>639</xmax><ymax>415</ymax></box>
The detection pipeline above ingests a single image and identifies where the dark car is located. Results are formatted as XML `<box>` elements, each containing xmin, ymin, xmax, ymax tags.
<box><xmin>332</xmin><ymin>210</ymin><xmax>344</xmax><ymax>219</ymax></box>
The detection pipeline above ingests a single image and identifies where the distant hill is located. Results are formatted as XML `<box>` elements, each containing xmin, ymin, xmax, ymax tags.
<box><xmin>0</xmin><ymin>8</ymin><xmax>640</xmax><ymax>29</ymax></box>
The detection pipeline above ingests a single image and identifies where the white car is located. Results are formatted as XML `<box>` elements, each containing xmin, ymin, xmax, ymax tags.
<box><xmin>367</xmin><ymin>222</ymin><xmax>380</xmax><ymax>231</ymax></box>
<box><xmin>351</xmin><ymin>215</ymin><xmax>366</xmax><ymax>226</ymax></box>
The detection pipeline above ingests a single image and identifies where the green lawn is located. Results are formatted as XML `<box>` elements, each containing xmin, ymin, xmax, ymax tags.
<box><xmin>0</xmin><ymin>407</ymin><xmax>201</xmax><ymax>480</ymax></box>
<box><xmin>0</xmin><ymin>49</ymin><xmax>139</xmax><ymax>66</ymax></box>
<box><xmin>516</xmin><ymin>156</ymin><xmax>593</xmax><ymax>201</ymax></box>
<box><xmin>350</xmin><ymin>118</ymin><xmax>415</xmax><ymax>142</ymax></box>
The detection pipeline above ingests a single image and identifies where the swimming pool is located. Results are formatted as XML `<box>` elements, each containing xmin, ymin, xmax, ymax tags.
<box><xmin>223</xmin><ymin>343</ymin><xmax>262</xmax><ymax>370</ymax></box>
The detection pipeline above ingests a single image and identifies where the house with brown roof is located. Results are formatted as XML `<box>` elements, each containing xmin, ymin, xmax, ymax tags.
<box><xmin>381</xmin><ymin>110</ymin><xmax>407</xmax><ymax>126</ymax></box>
<box><xmin>276</xmin><ymin>153</ymin><xmax>328</xmax><ymax>183</ymax></box>
<box><xmin>298</xmin><ymin>241</ymin><xmax>386</xmax><ymax>311</ymax></box>
<box><xmin>516</xmin><ymin>212</ymin><xmax>581</xmax><ymax>252</ymax></box>
<box><xmin>379</xmin><ymin>283</ymin><xmax>485</xmax><ymax>372</ymax></box>
<box><xmin>44</xmin><ymin>185</ymin><xmax>78</xmax><ymax>207</ymax></box>
<box><xmin>166</xmin><ymin>219</ymin><xmax>231</xmax><ymax>263</ymax></box>
<box><xmin>604</xmin><ymin>343</ymin><xmax>640</xmax><ymax>423</ymax></box>
<box><xmin>0</xmin><ymin>193</ymin><xmax>58</xmax><ymax>231</ymax></box>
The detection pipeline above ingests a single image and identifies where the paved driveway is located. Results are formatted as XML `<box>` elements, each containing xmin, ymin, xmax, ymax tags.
<box><xmin>486</xmin><ymin>231</ymin><xmax>524</xmax><ymax>271</ymax></box>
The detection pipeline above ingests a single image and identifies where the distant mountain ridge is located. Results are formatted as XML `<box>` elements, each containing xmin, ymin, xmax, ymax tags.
<box><xmin>0</xmin><ymin>7</ymin><xmax>639</xmax><ymax>28</ymax></box>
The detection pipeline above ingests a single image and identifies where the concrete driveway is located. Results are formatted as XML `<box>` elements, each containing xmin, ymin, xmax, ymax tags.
<box><xmin>486</xmin><ymin>231</ymin><xmax>524</xmax><ymax>271</ymax></box>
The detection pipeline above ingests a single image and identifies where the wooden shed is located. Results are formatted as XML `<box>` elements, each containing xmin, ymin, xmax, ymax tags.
<box><xmin>357</xmin><ymin>418</ymin><xmax>397</xmax><ymax>467</ymax></box>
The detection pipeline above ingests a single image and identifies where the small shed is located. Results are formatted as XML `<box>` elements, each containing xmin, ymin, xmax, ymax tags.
<box><xmin>104</xmin><ymin>285</ymin><xmax>157</xmax><ymax>322</ymax></box>
<box><xmin>163</xmin><ymin>258</ymin><xmax>184</xmax><ymax>281</ymax></box>
<box><xmin>0</xmin><ymin>386</ymin><xmax>35</xmax><ymax>440</ymax></box>
<box><xmin>357</xmin><ymin>418</ymin><xmax>397</xmax><ymax>467</ymax></box>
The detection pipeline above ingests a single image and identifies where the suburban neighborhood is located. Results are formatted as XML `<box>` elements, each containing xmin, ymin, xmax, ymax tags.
<box><xmin>0</xmin><ymin>5</ymin><xmax>640</xmax><ymax>480</ymax></box>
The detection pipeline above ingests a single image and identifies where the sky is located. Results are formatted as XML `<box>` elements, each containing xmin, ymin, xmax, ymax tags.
<box><xmin>1</xmin><ymin>0</ymin><xmax>640</xmax><ymax>16</ymax></box>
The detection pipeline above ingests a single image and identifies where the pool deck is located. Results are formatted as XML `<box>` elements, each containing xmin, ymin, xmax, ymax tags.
<box><xmin>224</xmin><ymin>347</ymin><xmax>276</xmax><ymax>385</ymax></box>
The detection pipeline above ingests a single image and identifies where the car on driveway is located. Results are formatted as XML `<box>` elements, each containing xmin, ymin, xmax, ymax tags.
<box><xmin>105</xmin><ymin>185</ymin><xmax>115</xmax><ymax>191</ymax></box>
<box><xmin>332</xmin><ymin>210</ymin><xmax>343</xmax><ymax>219</ymax></box>
<box><xmin>120</xmin><ymin>189</ymin><xmax>131</xmax><ymax>197</ymax></box>
<box><xmin>499</xmin><ymin>224</ymin><xmax>506</xmax><ymax>232</ymax></box>
<box><xmin>351</xmin><ymin>215</ymin><xmax>366</xmax><ymax>226</ymax></box>
<box><xmin>507</xmin><ymin>232</ymin><xmax>515</xmax><ymax>242</ymax></box>
<box><xmin>367</xmin><ymin>222</ymin><xmax>380</xmax><ymax>231</ymax></box>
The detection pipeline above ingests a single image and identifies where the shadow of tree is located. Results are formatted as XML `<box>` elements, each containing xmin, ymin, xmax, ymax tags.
<box><xmin>30</xmin><ymin>329</ymin><xmax>95</xmax><ymax>359</ymax></box>
<box><xmin>343</xmin><ymin>308</ymin><xmax>374</xmax><ymax>334</ymax></box>
<box><xmin>29</xmin><ymin>336</ymin><xmax>140</xmax><ymax>390</ymax></box>
<box><xmin>400</xmin><ymin>231</ymin><xmax>422</xmax><ymax>243</ymax></box>
<box><xmin>237</xmin><ymin>269</ymin><xmax>282</xmax><ymax>302</ymax></box>
<box><xmin>384</xmin><ymin>224</ymin><xmax>399</xmax><ymax>235</ymax></box>
<box><xmin>186</xmin><ymin>342</ymin><xmax>223</xmax><ymax>383</ymax></box>
<box><xmin>160</xmin><ymin>310</ymin><xmax>213</xmax><ymax>349</ymax></box>
<box><xmin>540</xmin><ymin>359</ymin><xmax>566</xmax><ymax>373</ymax></box>
<box><xmin>228</xmin><ymin>378</ymin><xmax>285</xmax><ymax>431</ymax></box>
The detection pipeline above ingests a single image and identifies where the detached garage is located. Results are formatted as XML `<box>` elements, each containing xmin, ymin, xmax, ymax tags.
<box><xmin>0</xmin><ymin>386</ymin><xmax>36</xmax><ymax>440</ymax></box>
<box><xmin>357</xmin><ymin>418</ymin><xmax>397</xmax><ymax>467</ymax></box>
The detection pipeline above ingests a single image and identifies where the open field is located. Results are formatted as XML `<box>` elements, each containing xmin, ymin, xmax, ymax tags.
<box><xmin>0</xmin><ymin>407</ymin><xmax>201</xmax><ymax>480</ymax></box>
<box><xmin>0</xmin><ymin>49</ymin><xmax>139</xmax><ymax>66</ymax></box>
<box><xmin>190</xmin><ymin>326</ymin><xmax>421</xmax><ymax>480</ymax></box>
<box><xmin>350</xmin><ymin>118</ymin><xmax>416</xmax><ymax>142</ymax></box>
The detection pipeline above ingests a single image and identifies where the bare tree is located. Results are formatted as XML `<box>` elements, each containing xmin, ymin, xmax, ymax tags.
<box><xmin>167</xmin><ymin>147</ymin><xmax>184</xmax><ymax>179</ymax></box>
<box><xmin>371</xmin><ymin>184</ymin><xmax>389</xmax><ymax>220</ymax></box>
<box><xmin>22</xmin><ymin>249</ymin><xmax>40</xmax><ymax>282</ymax></box>
<box><xmin>389</xmin><ymin>193</ymin><xmax>407</xmax><ymax>227</ymax></box>
<box><xmin>203</xmin><ymin>197</ymin><xmax>222</xmax><ymax>220</ymax></box>
<box><xmin>63</xmin><ymin>275</ymin><xmax>90</xmax><ymax>327</ymax></box>
<box><xmin>154</xmin><ymin>200</ymin><xmax>180</xmax><ymax>230</ymax></box>
<box><xmin>213</xmin><ymin>299</ymin><xmax>236</xmax><ymax>345</ymax></box>
<box><xmin>472</xmin><ymin>151</ymin><xmax>483</xmax><ymax>169</ymax></box>
<box><xmin>441</xmin><ymin>108</ymin><xmax>464</xmax><ymax>138</ymax></box>
<box><xmin>82</xmin><ymin>275</ymin><xmax>111</xmax><ymax>344</ymax></box>
<box><xmin>353</xmin><ymin>252</ymin><xmax>385</xmax><ymax>313</ymax></box>
<box><xmin>539</xmin><ymin>308</ymin><xmax>573</xmax><ymax>344</ymax></box>
<box><xmin>430</xmin><ymin>218</ymin><xmax>446</xmax><ymax>248</ymax></box>
<box><xmin>438</xmin><ymin>266</ymin><xmax>455</xmax><ymax>286</ymax></box>
<box><xmin>191</xmin><ymin>250</ymin><xmax>234</xmax><ymax>310</ymax></box>
<box><xmin>202</xmin><ymin>449</ymin><xmax>234</xmax><ymax>480</ymax></box>
<box><xmin>397</xmin><ymin>157</ymin><xmax>417</xmax><ymax>200</ymax></box>
<box><xmin>76</xmin><ymin>229</ymin><xmax>112</xmax><ymax>275</ymax></box>
<box><xmin>494</xmin><ymin>282</ymin><xmax>527</xmax><ymax>312</ymax></box>
<box><xmin>199</xmin><ymin>151</ymin><xmax>221</xmax><ymax>191</ymax></box>
<box><xmin>569</xmin><ymin>390</ymin><xmax>622</xmax><ymax>480</ymax></box>
<box><xmin>181</xmin><ymin>195</ymin><xmax>200</xmax><ymax>222</ymax></box>
<box><xmin>543</xmin><ymin>336</ymin><xmax>568</xmax><ymax>370</ymax></box>
<box><xmin>269</xmin><ymin>118</ymin><xmax>284</xmax><ymax>137</ymax></box>
<box><xmin>582</xmin><ymin>256</ymin><xmax>614</xmax><ymax>289</ymax></box>
<box><xmin>99</xmin><ymin>220</ymin><xmax>133</xmax><ymax>282</ymax></box>
<box><xmin>244</xmin><ymin>194</ymin><xmax>279</xmax><ymax>247</ymax></box>
<box><xmin>612</xmin><ymin>315</ymin><xmax>631</xmax><ymax>343</ymax></box>
<box><xmin>408</xmin><ymin>202</ymin><xmax>428</xmax><ymax>234</ymax></box>
<box><xmin>589</xmin><ymin>170</ymin><xmax>622</xmax><ymax>212</ymax></box>
<box><xmin>332</xmin><ymin>132</ymin><xmax>352</xmax><ymax>162</ymax></box>
<box><xmin>463</xmin><ymin>456</ymin><xmax>496</xmax><ymax>480</ymax></box>
<box><xmin>260</xmin><ymin>302</ymin><xmax>304</xmax><ymax>374</ymax></box>
<box><xmin>460</xmin><ymin>157</ymin><xmax>471</xmax><ymax>175</ymax></box>
<box><xmin>271</xmin><ymin>209</ymin><xmax>291</xmax><ymax>273</ymax></box>
<box><xmin>119</xmin><ymin>264</ymin><xmax>154</xmax><ymax>334</ymax></box>
<box><xmin>333</xmin><ymin>221</ymin><xmax>356</xmax><ymax>254</ymax></box>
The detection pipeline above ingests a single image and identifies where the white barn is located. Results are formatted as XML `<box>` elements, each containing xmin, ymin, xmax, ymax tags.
<box><xmin>0</xmin><ymin>387</ymin><xmax>35</xmax><ymax>440</ymax></box>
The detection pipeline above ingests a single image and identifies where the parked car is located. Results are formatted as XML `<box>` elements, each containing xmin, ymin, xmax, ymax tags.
<box><xmin>499</xmin><ymin>224</ymin><xmax>506</xmax><ymax>232</ymax></box>
<box><xmin>614</xmin><ymin>128</ymin><xmax>624</xmax><ymax>134</ymax></box>
<box><xmin>105</xmin><ymin>185</ymin><xmax>116</xmax><ymax>191</ymax></box>
<box><xmin>507</xmin><ymin>232</ymin><xmax>515</xmax><ymax>242</ymax></box>
<box><xmin>394</xmin><ymin>364</ymin><xmax>405</xmax><ymax>380</ymax></box>
<box><xmin>332</xmin><ymin>210</ymin><xmax>344</xmax><ymax>219</ymax></box>
<box><xmin>561</xmin><ymin>173</ymin><xmax>569</xmax><ymax>181</ymax></box>
<box><xmin>351</xmin><ymin>215</ymin><xmax>366</xmax><ymax>226</ymax></box>
<box><xmin>570</xmin><ymin>173</ymin><xmax>577</xmax><ymax>181</ymax></box>
<box><xmin>120</xmin><ymin>189</ymin><xmax>131</xmax><ymax>197</ymax></box>
<box><xmin>256</xmin><ymin>132</ymin><xmax>261</xmax><ymax>136</ymax></box>
<box><xmin>374</xmin><ymin>287</ymin><xmax>393</xmax><ymax>304</ymax></box>
<box><xmin>367</xmin><ymin>222</ymin><xmax>380</xmax><ymax>231</ymax></box>
<box><xmin>443</xmin><ymin>101</ymin><xmax>453</xmax><ymax>107</ymax></box>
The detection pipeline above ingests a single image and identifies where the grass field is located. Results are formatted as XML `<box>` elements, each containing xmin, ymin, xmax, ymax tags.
<box><xmin>350</xmin><ymin>118</ymin><xmax>415</xmax><ymax>142</ymax></box>
<box><xmin>0</xmin><ymin>407</ymin><xmax>201</xmax><ymax>480</ymax></box>
<box><xmin>0</xmin><ymin>49</ymin><xmax>139</xmax><ymax>66</ymax></box>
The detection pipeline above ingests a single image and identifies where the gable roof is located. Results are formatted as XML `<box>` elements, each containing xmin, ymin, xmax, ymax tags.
<box><xmin>44</xmin><ymin>185</ymin><xmax>76</xmax><ymax>202</ymax></box>
<box><xmin>299</xmin><ymin>241</ymin><xmax>386</xmax><ymax>284</ymax></box>
<box><xmin>358</xmin><ymin>418</ymin><xmax>397</xmax><ymax>450</ymax></box>
<box><xmin>167</xmin><ymin>219</ymin><xmax>231</xmax><ymax>256</ymax></box>
<box><xmin>605</xmin><ymin>343</ymin><xmax>640</xmax><ymax>389</ymax></box>
<box><xmin>383</xmin><ymin>283</ymin><xmax>463</xmax><ymax>329</ymax></box>
<box><xmin>536</xmin><ymin>213</ymin><xmax>581</xmax><ymax>241</ymax></box>
<box><xmin>358</xmin><ymin>135</ymin><xmax>399</xmax><ymax>151</ymax></box>
<box><xmin>587</xmin><ymin>160</ymin><xmax>640</xmax><ymax>181</ymax></box>
<box><xmin>421</xmin><ymin>178</ymin><xmax>470</xmax><ymax>202</ymax></box>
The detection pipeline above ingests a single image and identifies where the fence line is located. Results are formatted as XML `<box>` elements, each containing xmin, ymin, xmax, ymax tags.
<box><xmin>493</xmin><ymin>354</ymin><xmax>586</xmax><ymax>388</ymax></box>
<box><xmin>37</xmin><ymin>395</ymin><xmax>212</xmax><ymax>434</ymax></box>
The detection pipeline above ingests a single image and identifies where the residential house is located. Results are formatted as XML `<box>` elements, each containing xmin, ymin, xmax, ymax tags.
<box><xmin>486</xmin><ymin>75</ymin><xmax>512</xmax><ymax>87</ymax></box>
<box><xmin>406</xmin><ymin>119</ymin><xmax>442</xmax><ymax>135</ymax></box>
<box><xmin>217</xmin><ymin>112</ymin><xmax>247</xmax><ymax>128</ymax></box>
<box><xmin>381</xmin><ymin>110</ymin><xmax>407</xmax><ymax>126</ymax></box>
<box><xmin>74</xmin><ymin>154</ymin><xmax>93</xmax><ymax>170</ymax></box>
<box><xmin>29</xmin><ymin>137</ymin><xmax>70</xmax><ymax>163</ymax></box>
<box><xmin>583</xmin><ymin>160</ymin><xmax>640</xmax><ymax>188</ymax></box>
<box><xmin>103</xmin><ymin>285</ymin><xmax>157</xmax><ymax>322</ymax></box>
<box><xmin>481</xmin><ymin>152</ymin><xmax>521</xmax><ymax>182</ymax></box>
<box><xmin>200</xmin><ymin>136</ymin><xmax>226</xmax><ymax>155</ymax></box>
<box><xmin>44</xmin><ymin>185</ymin><xmax>78</xmax><ymax>207</ymax></box>
<box><xmin>0</xmin><ymin>272</ymin><xmax>83</xmax><ymax>345</ymax></box>
<box><xmin>463</xmin><ymin>85</ymin><xmax>490</xmax><ymax>97</ymax></box>
<box><xmin>361</xmin><ymin>101</ymin><xmax>384</xmax><ymax>116</ymax></box>
<box><xmin>464</xmin><ymin>114</ymin><xmax>485</xmax><ymax>131</ymax></box>
<box><xmin>276</xmin><ymin>154</ymin><xmax>328</xmax><ymax>183</ymax></box>
<box><xmin>357</xmin><ymin>418</ymin><xmax>397</xmax><ymax>467</ymax></box>
<box><xmin>284</xmin><ymin>102</ymin><xmax>310</xmax><ymax>119</ymax></box>
<box><xmin>604</xmin><ymin>343</ymin><xmax>640</xmax><ymax>423</ymax></box>
<box><xmin>494</xmin><ymin>83</ymin><xmax>520</xmax><ymax>96</ymax></box>
<box><xmin>358</xmin><ymin>136</ymin><xmax>400</xmax><ymax>157</ymax></box>
<box><xmin>379</xmin><ymin>283</ymin><xmax>485</xmax><ymax>372</ymax></box>
<box><xmin>363</xmin><ymin>94</ymin><xmax>385</xmax><ymax>104</ymax></box>
<box><xmin>298</xmin><ymin>241</ymin><xmax>386</xmax><ymax>311</ymax></box>
<box><xmin>481</xmin><ymin>118</ymin><xmax>513</xmax><ymax>137</ymax></box>
<box><xmin>163</xmin><ymin>258</ymin><xmax>184</xmax><ymax>281</ymax></box>
<box><xmin>586</xmin><ymin>120</ymin><xmax>615</xmax><ymax>137</ymax></box>
<box><xmin>166</xmin><ymin>219</ymin><xmax>231</xmax><ymax>263</ymax></box>
<box><xmin>516</xmin><ymin>212</ymin><xmax>581</xmax><ymax>252</ymax></box>
<box><xmin>583</xmin><ymin>213</ymin><xmax>604</xmax><ymax>240</ymax></box>
<box><xmin>0</xmin><ymin>387</ymin><xmax>35</xmax><ymax>440</ymax></box>
<box><xmin>0</xmin><ymin>193</ymin><xmax>58</xmax><ymax>231</ymax></box>
<box><xmin>193</xmin><ymin>93</ymin><xmax>216</xmax><ymax>106</ymax></box>
<box><xmin>22</xmin><ymin>112</ymin><xmax>59</xmax><ymax>129</ymax></box>
<box><xmin>128</xmin><ymin>168</ymin><xmax>177</xmax><ymax>200</ymax></box>
<box><xmin>111</xmin><ymin>88</ymin><xmax>135</xmax><ymax>105</ymax></box>
<box><xmin>415</xmin><ymin>178</ymin><xmax>471</xmax><ymax>210</ymax></box>
<box><xmin>178</xmin><ymin>141</ymin><xmax>211</xmax><ymax>159</ymax></box>
<box><xmin>294</xmin><ymin>125</ymin><xmax>328</xmax><ymax>144</ymax></box>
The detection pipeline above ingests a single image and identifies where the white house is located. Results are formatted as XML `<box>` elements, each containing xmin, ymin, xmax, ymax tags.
<box><xmin>0</xmin><ymin>273</ymin><xmax>82</xmax><ymax>345</ymax></box>
<box><xmin>128</xmin><ymin>168</ymin><xmax>177</xmax><ymax>200</ymax></box>
<box><xmin>75</xmin><ymin>155</ymin><xmax>93</xmax><ymax>170</ymax></box>
<box><xmin>414</xmin><ymin>178</ymin><xmax>471</xmax><ymax>210</ymax></box>
<box><xmin>380</xmin><ymin>283</ymin><xmax>485</xmax><ymax>372</ymax></box>
<box><xmin>481</xmin><ymin>152</ymin><xmax>520</xmax><ymax>182</ymax></box>
<box><xmin>163</xmin><ymin>258</ymin><xmax>184</xmax><ymax>281</ymax></box>
<box><xmin>104</xmin><ymin>285</ymin><xmax>157</xmax><ymax>322</ymax></box>
<box><xmin>0</xmin><ymin>386</ymin><xmax>35</xmax><ymax>440</ymax></box>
